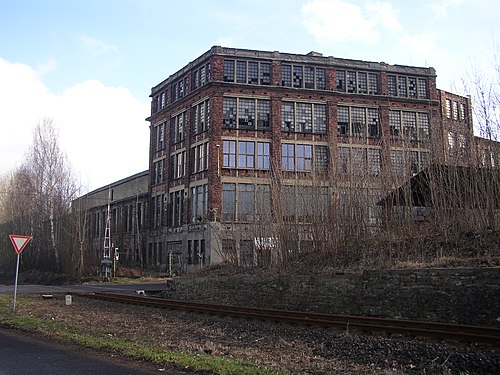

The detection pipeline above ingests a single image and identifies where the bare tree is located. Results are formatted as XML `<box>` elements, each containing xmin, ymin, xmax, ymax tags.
<box><xmin>0</xmin><ymin>118</ymin><xmax>79</xmax><ymax>273</ymax></box>
<box><xmin>458</xmin><ymin>44</ymin><xmax>500</xmax><ymax>141</ymax></box>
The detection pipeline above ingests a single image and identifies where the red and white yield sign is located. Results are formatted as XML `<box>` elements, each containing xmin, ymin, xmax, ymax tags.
<box><xmin>9</xmin><ymin>235</ymin><xmax>32</xmax><ymax>254</ymax></box>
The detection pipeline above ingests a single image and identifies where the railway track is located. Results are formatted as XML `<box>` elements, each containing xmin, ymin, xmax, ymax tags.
<box><xmin>76</xmin><ymin>291</ymin><xmax>500</xmax><ymax>346</ymax></box>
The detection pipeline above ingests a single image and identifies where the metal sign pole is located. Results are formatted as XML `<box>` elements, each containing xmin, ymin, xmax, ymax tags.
<box><xmin>13</xmin><ymin>253</ymin><xmax>20</xmax><ymax>313</ymax></box>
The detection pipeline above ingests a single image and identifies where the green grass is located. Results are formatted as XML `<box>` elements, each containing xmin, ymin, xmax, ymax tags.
<box><xmin>0</xmin><ymin>294</ymin><xmax>283</xmax><ymax>375</ymax></box>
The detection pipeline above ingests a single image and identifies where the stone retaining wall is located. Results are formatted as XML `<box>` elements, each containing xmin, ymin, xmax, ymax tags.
<box><xmin>164</xmin><ymin>268</ymin><xmax>500</xmax><ymax>326</ymax></box>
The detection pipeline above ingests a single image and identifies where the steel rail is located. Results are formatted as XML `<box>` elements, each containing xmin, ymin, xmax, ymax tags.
<box><xmin>76</xmin><ymin>291</ymin><xmax>500</xmax><ymax>345</ymax></box>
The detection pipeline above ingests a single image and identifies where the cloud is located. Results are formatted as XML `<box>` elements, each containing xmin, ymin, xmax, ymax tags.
<box><xmin>399</xmin><ymin>32</ymin><xmax>437</xmax><ymax>65</ymax></box>
<box><xmin>0</xmin><ymin>58</ymin><xmax>149</xmax><ymax>191</ymax></box>
<box><xmin>301</xmin><ymin>0</ymin><xmax>401</xmax><ymax>44</ymax></box>
<box><xmin>430</xmin><ymin>0</ymin><xmax>466</xmax><ymax>18</ymax></box>
<box><xmin>79</xmin><ymin>35</ymin><xmax>118</xmax><ymax>56</ymax></box>
<box><xmin>35</xmin><ymin>58</ymin><xmax>58</xmax><ymax>75</ymax></box>
<box><xmin>366</xmin><ymin>1</ymin><xmax>401</xmax><ymax>31</ymax></box>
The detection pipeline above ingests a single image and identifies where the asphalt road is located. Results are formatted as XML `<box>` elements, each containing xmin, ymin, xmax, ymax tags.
<box><xmin>0</xmin><ymin>328</ymin><xmax>171</xmax><ymax>375</ymax></box>
<box><xmin>0</xmin><ymin>283</ymin><xmax>167</xmax><ymax>295</ymax></box>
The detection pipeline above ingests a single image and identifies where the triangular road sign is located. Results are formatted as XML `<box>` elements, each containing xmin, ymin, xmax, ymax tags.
<box><xmin>9</xmin><ymin>235</ymin><xmax>32</xmax><ymax>254</ymax></box>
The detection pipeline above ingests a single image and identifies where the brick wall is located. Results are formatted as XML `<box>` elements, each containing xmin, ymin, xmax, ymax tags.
<box><xmin>164</xmin><ymin>268</ymin><xmax>500</xmax><ymax>327</ymax></box>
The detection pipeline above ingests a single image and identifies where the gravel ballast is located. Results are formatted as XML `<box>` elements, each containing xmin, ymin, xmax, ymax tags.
<box><xmin>14</xmin><ymin>293</ymin><xmax>500</xmax><ymax>374</ymax></box>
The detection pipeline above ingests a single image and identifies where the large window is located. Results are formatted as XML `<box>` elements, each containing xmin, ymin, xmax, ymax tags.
<box><xmin>336</xmin><ymin>70</ymin><xmax>379</xmax><ymax>95</ymax></box>
<box><xmin>282</xmin><ymin>64</ymin><xmax>326</xmax><ymax>90</ymax></box>
<box><xmin>337</xmin><ymin>106</ymin><xmax>380</xmax><ymax>138</ymax></box>
<box><xmin>388</xmin><ymin>75</ymin><xmax>428</xmax><ymax>99</ymax></box>
<box><xmin>155</xmin><ymin>122</ymin><xmax>165</xmax><ymax>151</ymax></box>
<box><xmin>337</xmin><ymin>146</ymin><xmax>381</xmax><ymax>176</ymax></box>
<box><xmin>223</xmin><ymin>140</ymin><xmax>271</xmax><ymax>170</ymax></box>
<box><xmin>170</xmin><ymin>151</ymin><xmax>186</xmax><ymax>179</ymax></box>
<box><xmin>390</xmin><ymin>149</ymin><xmax>430</xmax><ymax>176</ymax></box>
<box><xmin>152</xmin><ymin>194</ymin><xmax>164</xmax><ymax>229</ymax></box>
<box><xmin>152</xmin><ymin>159</ymin><xmax>165</xmax><ymax>184</ymax></box>
<box><xmin>168</xmin><ymin>190</ymin><xmax>183</xmax><ymax>227</ymax></box>
<box><xmin>281</xmin><ymin>143</ymin><xmax>327</xmax><ymax>172</ymax></box>
<box><xmin>280</xmin><ymin>185</ymin><xmax>330</xmax><ymax>223</ymax></box>
<box><xmin>238</xmin><ymin>141</ymin><xmax>255</xmax><ymax>168</ymax></box>
<box><xmin>222</xmin><ymin>183</ymin><xmax>271</xmax><ymax>222</ymax></box>
<box><xmin>193</xmin><ymin>63</ymin><xmax>210</xmax><ymax>89</ymax></box>
<box><xmin>281</xmin><ymin>102</ymin><xmax>326</xmax><ymax>134</ymax></box>
<box><xmin>171</xmin><ymin>112</ymin><xmax>186</xmax><ymax>144</ymax></box>
<box><xmin>171</xmin><ymin>76</ymin><xmax>190</xmax><ymax>102</ymax></box>
<box><xmin>190</xmin><ymin>184</ymin><xmax>208</xmax><ymax>222</ymax></box>
<box><xmin>192</xmin><ymin>99</ymin><xmax>210</xmax><ymax>134</ymax></box>
<box><xmin>192</xmin><ymin>142</ymin><xmax>208</xmax><ymax>173</ymax></box>
<box><xmin>224</xmin><ymin>59</ymin><xmax>271</xmax><ymax>85</ymax></box>
<box><xmin>390</xmin><ymin>110</ymin><xmax>429</xmax><ymax>141</ymax></box>
<box><xmin>223</xmin><ymin>97</ymin><xmax>270</xmax><ymax>130</ymax></box>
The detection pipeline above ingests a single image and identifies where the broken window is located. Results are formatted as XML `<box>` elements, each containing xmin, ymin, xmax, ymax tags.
<box><xmin>338</xmin><ymin>106</ymin><xmax>379</xmax><ymax>139</ymax></box>
<box><xmin>297</xmin><ymin>103</ymin><xmax>312</xmax><ymax>133</ymax></box>
<box><xmin>314</xmin><ymin>145</ymin><xmax>329</xmax><ymax>172</ymax></box>
<box><xmin>351</xmin><ymin>107</ymin><xmax>366</xmax><ymax>138</ymax></box>
<box><xmin>282</xmin><ymin>64</ymin><xmax>292</xmax><ymax>86</ymax></box>
<box><xmin>282</xmin><ymin>101</ymin><xmax>326</xmax><ymax>134</ymax></box>
<box><xmin>398</xmin><ymin>76</ymin><xmax>407</xmax><ymax>97</ymax></box>
<box><xmin>408</xmin><ymin>77</ymin><xmax>417</xmax><ymax>98</ymax></box>
<box><xmin>388</xmin><ymin>75</ymin><xmax>397</xmax><ymax>96</ymax></box>
<box><xmin>337</xmin><ymin>106</ymin><xmax>350</xmax><ymax>136</ymax></box>
<box><xmin>316</xmin><ymin>68</ymin><xmax>326</xmax><ymax>89</ymax></box>
<box><xmin>223</xmin><ymin>97</ymin><xmax>237</xmax><ymax>128</ymax></box>
<box><xmin>336</xmin><ymin>70</ymin><xmax>346</xmax><ymax>91</ymax></box>
<box><xmin>223</xmin><ymin>60</ymin><xmax>235</xmax><ymax>82</ymax></box>
<box><xmin>296</xmin><ymin>144</ymin><xmax>313</xmax><ymax>171</ymax></box>
<box><xmin>417</xmin><ymin>113</ymin><xmax>429</xmax><ymax>141</ymax></box>
<box><xmin>248</xmin><ymin>62</ymin><xmax>258</xmax><ymax>84</ymax></box>
<box><xmin>257</xmin><ymin>100</ymin><xmax>270</xmax><ymax>130</ymax></box>
<box><xmin>282</xmin><ymin>102</ymin><xmax>295</xmax><ymax>132</ymax></box>
<box><xmin>224</xmin><ymin>97</ymin><xmax>269</xmax><ymax>130</ymax></box>
<box><xmin>260</xmin><ymin>63</ymin><xmax>271</xmax><ymax>85</ymax></box>
<box><xmin>238</xmin><ymin>98</ymin><xmax>256</xmax><ymax>129</ymax></box>
<box><xmin>389</xmin><ymin>111</ymin><xmax>401</xmax><ymax>139</ymax></box>
<box><xmin>358</xmin><ymin>72</ymin><xmax>368</xmax><ymax>94</ymax></box>
<box><xmin>367</xmin><ymin>108</ymin><xmax>380</xmax><ymax>138</ymax></box>
<box><xmin>347</xmin><ymin>71</ymin><xmax>356</xmax><ymax>93</ymax></box>
<box><xmin>305</xmin><ymin>66</ymin><xmax>315</xmax><ymax>89</ymax></box>
<box><xmin>402</xmin><ymin>111</ymin><xmax>417</xmax><ymax>141</ymax></box>
<box><xmin>293</xmin><ymin>65</ymin><xmax>303</xmax><ymax>88</ymax></box>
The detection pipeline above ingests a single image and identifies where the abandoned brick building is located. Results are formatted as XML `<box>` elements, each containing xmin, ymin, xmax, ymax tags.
<box><xmin>77</xmin><ymin>46</ymin><xmax>500</xmax><ymax>274</ymax></box>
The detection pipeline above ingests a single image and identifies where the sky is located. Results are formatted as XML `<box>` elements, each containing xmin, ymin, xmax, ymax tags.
<box><xmin>0</xmin><ymin>0</ymin><xmax>498</xmax><ymax>191</ymax></box>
